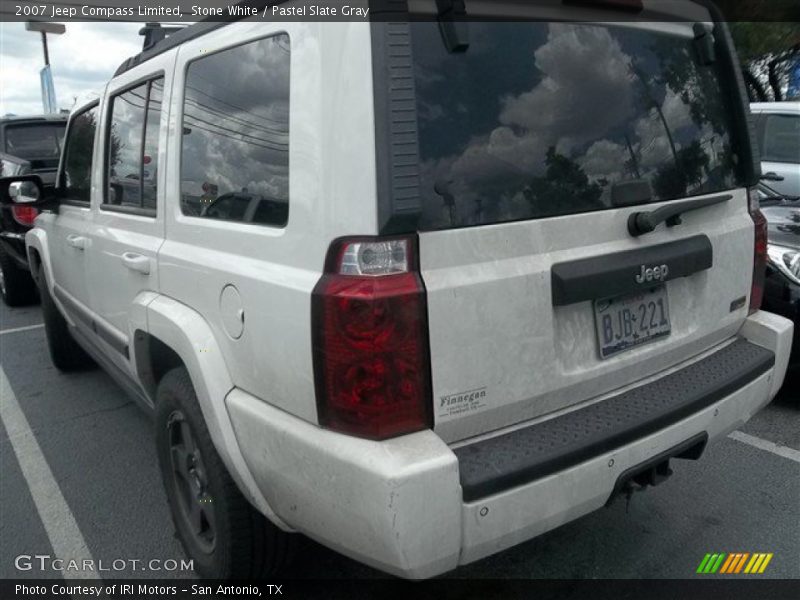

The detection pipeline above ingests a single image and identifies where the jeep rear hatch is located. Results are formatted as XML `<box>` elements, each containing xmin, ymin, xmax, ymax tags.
<box><xmin>394</xmin><ymin>8</ymin><xmax>758</xmax><ymax>442</ymax></box>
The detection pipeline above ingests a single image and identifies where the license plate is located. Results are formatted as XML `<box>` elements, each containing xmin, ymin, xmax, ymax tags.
<box><xmin>594</xmin><ymin>286</ymin><xmax>671</xmax><ymax>359</ymax></box>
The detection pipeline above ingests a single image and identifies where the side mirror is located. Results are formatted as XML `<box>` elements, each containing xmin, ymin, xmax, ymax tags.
<box><xmin>761</xmin><ymin>172</ymin><xmax>785</xmax><ymax>183</ymax></box>
<box><xmin>0</xmin><ymin>175</ymin><xmax>58</xmax><ymax>210</ymax></box>
<box><xmin>9</xmin><ymin>181</ymin><xmax>39</xmax><ymax>202</ymax></box>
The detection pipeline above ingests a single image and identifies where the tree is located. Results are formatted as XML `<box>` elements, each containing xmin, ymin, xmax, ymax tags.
<box><xmin>525</xmin><ymin>147</ymin><xmax>603</xmax><ymax>217</ymax></box>
<box><xmin>652</xmin><ymin>140</ymin><xmax>711</xmax><ymax>199</ymax></box>
<box><xmin>730</xmin><ymin>23</ymin><xmax>800</xmax><ymax>101</ymax></box>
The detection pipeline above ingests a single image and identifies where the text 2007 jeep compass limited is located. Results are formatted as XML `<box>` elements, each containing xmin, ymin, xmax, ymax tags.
<box><xmin>1</xmin><ymin>1</ymin><xmax>793</xmax><ymax>579</ymax></box>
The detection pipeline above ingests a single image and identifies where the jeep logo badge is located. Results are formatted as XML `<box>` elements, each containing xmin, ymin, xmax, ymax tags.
<box><xmin>636</xmin><ymin>264</ymin><xmax>669</xmax><ymax>283</ymax></box>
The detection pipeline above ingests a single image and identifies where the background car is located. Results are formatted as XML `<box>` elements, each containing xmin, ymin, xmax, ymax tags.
<box><xmin>0</xmin><ymin>114</ymin><xmax>67</xmax><ymax>305</ymax></box>
<box><xmin>759</xmin><ymin>180</ymin><xmax>800</xmax><ymax>371</ymax></box>
<box><xmin>750</xmin><ymin>101</ymin><xmax>800</xmax><ymax>197</ymax></box>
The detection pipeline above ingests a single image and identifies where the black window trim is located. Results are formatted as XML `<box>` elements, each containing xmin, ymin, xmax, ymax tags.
<box><xmin>178</xmin><ymin>31</ymin><xmax>291</xmax><ymax>230</ymax></box>
<box><xmin>59</xmin><ymin>101</ymin><xmax>99</xmax><ymax>208</ymax></box>
<box><xmin>101</xmin><ymin>70</ymin><xmax>165</xmax><ymax>219</ymax></box>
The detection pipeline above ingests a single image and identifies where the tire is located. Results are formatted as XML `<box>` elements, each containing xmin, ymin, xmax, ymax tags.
<box><xmin>37</xmin><ymin>268</ymin><xmax>95</xmax><ymax>371</ymax></box>
<box><xmin>0</xmin><ymin>245</ymin><xmax>38</xmax><ymax>306</ymax></box>
<box><xmin>155</xmin><ymin>367</ymin><xmax>295</xmax><ymax>579</ymax></box>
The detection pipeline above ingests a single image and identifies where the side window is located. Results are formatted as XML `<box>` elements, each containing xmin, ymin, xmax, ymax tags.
<box><xmin>180</xmin><ymin>34</ymin><xmax>290</xmax><ymax>227</ymax></box>
<box><xmin>105</xmin><ymin>77</ymin><xmax>164</xmax><ymax>213</ymax></box>
<box><xmin>761</xmin><ymin>114</ymin><xmax>800</xmax><ymax>163</ymax></box>
<box><xmin>753</xmin><ymin>113</ymin><xmax>766</xmax><ymax>156</ymax></box>
<box><xmin>61</xmin><ymin>105</ymin><xmax>99</xmax><ymax>203</ymax></box>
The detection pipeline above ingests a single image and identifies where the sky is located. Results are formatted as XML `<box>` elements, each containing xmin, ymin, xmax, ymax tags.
<box><xmin>0</xmin><ymin>22</ymin><xmax>145</xmax><ymax>116</ymax></box>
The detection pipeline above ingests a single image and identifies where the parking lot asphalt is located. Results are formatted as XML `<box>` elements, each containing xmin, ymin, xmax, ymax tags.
<box><xmin>1</xmin><ymin>301</ymin><xmax>798</xmax><ymax>581</ymax></box>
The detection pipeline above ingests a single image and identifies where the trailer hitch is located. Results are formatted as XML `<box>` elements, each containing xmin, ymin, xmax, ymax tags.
<box><xmin>606</xmin><ymin>432</ymin><xmax>708</xmax><ymax>509</ymax></box>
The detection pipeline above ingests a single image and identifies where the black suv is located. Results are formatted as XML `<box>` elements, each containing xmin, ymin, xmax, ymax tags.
<box><xmin>0</xmin><ymin>114</ymin><xmax>67</xmax><ymax>305</ymax></box>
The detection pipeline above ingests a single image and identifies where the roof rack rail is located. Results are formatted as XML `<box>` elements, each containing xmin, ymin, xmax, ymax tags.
<box><xmin>114</xmin><ymin>21</ymin><xmax>226</xmax><ymax>77</ymax></box>
<box><xmin>114</xmin><ymin>1</ymin><xmax>292</xmax><ymax>78</ymax></box>
<box><xmin>139</xmin><ymin>22</ymin><xmax>184</xmax><ymax>52</ymax></box>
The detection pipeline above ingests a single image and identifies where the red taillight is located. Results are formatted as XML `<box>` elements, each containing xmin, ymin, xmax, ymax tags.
<box><xmin>11</xmin><ymin>205</ymin><xmax>38</xmax><ymax>227</ymax></box>
<box><xmin>312</xmin><ymin>236</ymin><xmax>432</xmax><ymax>440</ymax></box>
<box><xmin>748</xmin><ymin>187</ymin><xmax>767</xmax><ymax>313</ymax></box>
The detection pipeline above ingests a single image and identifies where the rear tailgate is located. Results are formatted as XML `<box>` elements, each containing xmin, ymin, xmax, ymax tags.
<box><xmin>422</xmin><ymin>195</ymin><xmax>752</xmax><ymax>442</ymax></box>
<box><xmin>406</xmin><ymin>18</ymin><xmax>756</xmax><ymax>442</ymax></box>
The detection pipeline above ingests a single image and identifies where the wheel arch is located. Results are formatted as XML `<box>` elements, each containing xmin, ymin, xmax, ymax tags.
<box><xmin>133</xmin><ymin>293</ymin><xmax>289</xmax><ymax>530</ymax></box>
<box><xmin>25</xmin><ymin>228</ymin><xmax>50</xmax><ymax>287</ymax></box>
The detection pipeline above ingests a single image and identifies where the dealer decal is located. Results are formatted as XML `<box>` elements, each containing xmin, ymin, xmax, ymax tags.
<box><xmin>438</xmin><ymin>387</ymin><xmax>488</xmax><ymax>418</ymax></box>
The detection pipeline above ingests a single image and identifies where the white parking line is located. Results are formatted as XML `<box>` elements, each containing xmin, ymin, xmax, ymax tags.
<box><xmin>728</xmin><ymin>430</ymin><xmax>800</xmax><ymax>464</ymax></box>
<box><xmin>0</xmin><ymin>365</ymin><xmax>97</xmax><ymax>579</ymax></box>
<box><xmin>0</xmin><ymin>323</ymin><xmax>44</xmax><ymax>336</ymax></box>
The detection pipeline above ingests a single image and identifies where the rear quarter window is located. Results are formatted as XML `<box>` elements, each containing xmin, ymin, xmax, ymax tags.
<box><xmin>179</xmin><ymin>34</ymin><xmax>290</xmax><ymax>228</ymax></box>
<box><xmin>410</xmin><ymin>22</ymin><xmax>744</xmax><ymax>230</ymax></box>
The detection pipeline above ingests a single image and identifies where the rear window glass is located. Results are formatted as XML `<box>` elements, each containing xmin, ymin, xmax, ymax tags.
<box><xmin>410</xmin><ymin>22</ymin><xmax>744</xmax><ymax>230</ymax></box>
<box><xmin>4</xmin><ymin>123</ymin><xmax>65</xmax><ymax>160</ymax></box>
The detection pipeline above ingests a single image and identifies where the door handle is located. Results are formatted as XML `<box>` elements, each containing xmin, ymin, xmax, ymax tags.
<box><xmin>66</xmin><ymin>234</ymin><xmax>87</xmax><ymax>250</ymax></box>
<box><xmin>121</xmin><ymin>252</ymin><xmax>151</xmax><ymax>275</ymax></box>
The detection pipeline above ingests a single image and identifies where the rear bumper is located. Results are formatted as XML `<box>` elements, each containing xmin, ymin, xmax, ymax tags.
<box><xmin>459</xmin><ymin>352</ymin><xmax>776</xmax><ymax>567</ymax></box>
<box><xmin>227</xmin><ymin>311</ymin><xmax>793</xmax><ymax>579</ymax></box>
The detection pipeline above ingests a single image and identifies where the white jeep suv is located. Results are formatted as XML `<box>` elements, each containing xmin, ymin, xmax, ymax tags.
<box><xmin>1</xmin><ymin>2</ymin><xmax>794</xmax><ymax>580</ymax></box>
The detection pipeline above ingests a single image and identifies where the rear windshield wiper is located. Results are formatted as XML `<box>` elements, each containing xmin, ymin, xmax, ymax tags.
<box><xmin>628</xmin><ymin>193</ymin><xmax>732</xmax><ymax>237</ymax></box>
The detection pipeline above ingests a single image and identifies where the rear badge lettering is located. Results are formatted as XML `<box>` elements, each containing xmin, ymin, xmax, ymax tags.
<box><xmin>636</xmin><ymin>264</ymin><xmax>669</xmax><ymax>284</ymax></box>
<box><xmin>438</xmin><ymin>387</ymin><xmax>488</xmax><ymax>418</ymax></box>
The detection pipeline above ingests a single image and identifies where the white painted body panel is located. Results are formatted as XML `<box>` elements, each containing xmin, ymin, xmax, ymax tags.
<box><xmin>25</xmin><ymin>227</ymin><xmax>51</xmax><ymax>289</ymax></box>
<box><xmin>157</xmin><ymin>22</ymin><xmax>377</xmax><ymax>424</ymax></box>
<box><xmin>228</xmin><ymin>394</ymin><xmax>462</xmax><ymax>578</ymax></box>
<box><xmin>423</xmin><ymin>190</ymin><xmax>754</xmax><ymax>443</ymax></box>
<box><xmin>35</xmin><ymin>207</ymin><xmax>93</xmax><ymax>334</ymax></box>
<box><xmin>84</xmin><ymin>50</ymin><xmax>175</xmax><ymax>375</ymax></box>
